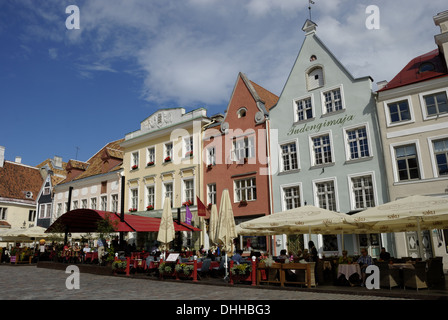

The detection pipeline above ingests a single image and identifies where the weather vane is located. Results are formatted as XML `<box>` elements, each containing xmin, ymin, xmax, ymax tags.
<box><xmin>308</xmin><ymin>0</ymin><xmax>315</xmax><ymax>20</ymax></box>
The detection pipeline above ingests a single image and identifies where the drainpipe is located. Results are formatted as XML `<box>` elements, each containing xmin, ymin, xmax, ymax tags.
<box><xmin>120</xmin><ymin>173</ymin><xmax>125</xmax><ymax>248</ymax></box>
<box><xmin>65</xmin><ymin>186</ymin><xmax>73</xmax><ymax>244</ymax></box>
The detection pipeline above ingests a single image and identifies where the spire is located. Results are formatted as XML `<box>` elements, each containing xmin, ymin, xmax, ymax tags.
<box><xmin>308</xmin><ymin>0</ymin><xmax>315</xmax><ymax>20</ymax></box>
<box><xmin>302</xmin><ymin>19</ymin><xmax>317</xmax><ymax>35</ymax></box>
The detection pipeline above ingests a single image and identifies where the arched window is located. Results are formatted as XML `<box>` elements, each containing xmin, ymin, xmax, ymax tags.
<box><xmin>237</xmin><ymin>108</ymin><xmax>247</xmax><ymax>118</ymax></box>
<box><xmin>307</xmin><ymin>66</ymin><xmax>324</xmax><ymax>91</ymax></box>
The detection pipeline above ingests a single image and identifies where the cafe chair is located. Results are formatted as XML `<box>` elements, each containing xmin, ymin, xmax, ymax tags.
<box><xmin>376</xmin><ymin>261</ymin><xmax>400</xmax><ymax>290</ymax></box>
<box><xmin>197</xmin><ymin>258</ymin><xmax>212</xmax><ymax>278</ymax></box>
<box><xmin>426</xmin><ymin>257</ymin><xmax>445</xmax><ymax>288</ymax></box>
<box><xmin>403</xmin><ymin>261</ymin><xmax>428</xmax><ymax>290</ymax></box>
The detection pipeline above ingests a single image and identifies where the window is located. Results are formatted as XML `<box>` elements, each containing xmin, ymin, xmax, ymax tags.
<box><xmin>90</xmin><ymin>198</ymin><xmax>97</xmax><ymax>210</ymax></box>
<box><xmin>28</xmin><ymin>210</ymin><xmax>36</xmax><ymax>222</ymax></box>
<box><xmin>281</xmin><ymin>142</ymin><xmax>298</xmax><ymax>171</ymax></box>
<box><xmin>184</xmin><ymin>179</ymin><xmax>195</xmax><ymax>204</ymax></box>
<box><xmin>164</xmin><ymin>182</ymin><xmax>173</xmax><ymax>207</ymax></box>
<box><xmin>164</xmin><ymin>142</ymin><xmax>173</xmax><ymax>161</ymax></box>
<box><xmin>45</xmin><ymin>206</ymin><xmax>51</xmax><ymax>218</ymax></box>
<box><xmin>233</xmin><ymin>136</ymin><xmax>254</xmax><ymax>161</ymax></box>
<box><xmin>237</xmin><ymin>108</ymin><xmax>247</xmax><ymax>118</ymax></box>
<box><xmin>388</xmin><ymin>100</ymin><xmax>411</xmax><ymax>123</ymax></box>
<box><xmin>346</xmin><ymin>126</ymin><xmax>370</xmax><ymax>160</ymax></box>
<box><xmin>312</xmin><ymin>134</ymin><xmax>332</xmax><ymax>165</ymax></box>
<box><xmin>307</xmin><ymin>66</ymin><xmax>324</xmax><ymax>90</ymax></box>
<box><xmin>395</xmin><ymin>144</ymin><xmax>420</xmax><ymax>181</ymax></box>
<box><xmin>43</xmin><ymin>187</ymin><xmax>50</xmax><ymax>195</ymax></box>
<box><xmin>207</xmin><ymin>183</ymin><xmax>216</xmax><ymax>205</ymax></box>
<box><xmin>234</xmin><ymin>177</ymin><xmax>257</xmax><ymax>202</ymax></box>
<box><xmin>131</xmin><ymin>151</ymin><xmax>139</xmax><ymax>169</ymax></box>
<box><xmin>322</xmin><ymin>87</ymin><xmax>343</xmax><ymax>114</ymax></box>
<box><xmin>0</xmin><ymin>207</ymin><xmax>6</xmax><ymax>220</ymax></box>
<box><xmin>351</xmin><ymin>175</ymin><xmax>375</xmax><ymax>209</ymax></box>
<box><xmin>146</xmin><ymin>185</ymin><xmax>155</xmax><ymax>209</ymax></box>
<box><xmin>433</xmin><ymin>138</ymin><xmax>448</xmax><ymax>176</ymax></box>
<box><xmin>419</xmin><ymin>62</ymin><xmax>435</xmax><ymax>73</ymax></box>
<box><xmin>130</xmin><ymin>189</ymin><xmax>138</xmax><ymax>210</ymax></box>
<box><xmin>39</xmin><ymin>204</ymin><xmax>45</xmax><ymax>219</ymax></box>
<box><xmin>295</xmin><ymin>97</ymin><xmax>313</xmax><ymax>121</ymax></box>
<box><xmin>81</xmin><ymin>199</ymin><xmax>87</xmax><ymax>209</ymax></box>
<box><xmin>147</xmin><ymin>147</ymin><xmax>155</xmax><ymax>165</ymax></box>
<box><xmin>315</xmin><ymin>181</ymin><xmax>336</xmax><ymax>211</ymax></box>
<box><xmin>423</xmin><ymin>91</ymin><xmax>448</xmax><ymax>117</ymax></box>
<box><xmin>184</xmin><ymin>136</ymin><xmax>194</xmax><ymax>158</ymax></box>
<box><xmin>57</xmin><ymin>203</ymin><xmax>62</xmax><ymax>216</ymax></box>
<box><xmin>283</xmin><ymin>186</ymin><xmax>301</xmax><ymax>210</ymax></box>
<box><xmin>101</xmin><ymin>196</ymin><xmax>108</xmax><ymax>211</ymax></box>
<box><xmin>111</xmin><ymin>194</ymin><xmax>119</xmax><ymax>212</ymax></box>
<box><xmin>72</xmin><ymin>200</ymin><xmax>78</xmax><ymax>210</ymax></box>
<box><xmin>207</xmin><ymin>147</ymin><xmax>216</xmax><ymax>166</ymax></box>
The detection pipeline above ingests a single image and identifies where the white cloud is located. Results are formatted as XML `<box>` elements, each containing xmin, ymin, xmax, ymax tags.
<box><xmin>48</xmin><ymin>48</ymin><xmax>58</xmax><ymax>60</ymax></box>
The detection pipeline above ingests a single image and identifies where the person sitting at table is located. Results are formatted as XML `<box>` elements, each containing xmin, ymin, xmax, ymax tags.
<box><xmin>231</xmin><ymin>249</ymin><xmax>243</xmax><ymax>264</ymax></box>
<box><xmin>206</xmin><ymin>249</ymin><xmax>216</xmax><ymax>261</ymax></box>
<box><xmin>356</xmin><ymin>249</ymin><xmax>373</xmax><ymax>287</ymax></box>
<box><xmin>338</xmin><ymin>250</ymin><xmax>352</xmax><ymax>264</ymax></box>
<box><xmin>379</xmin><ymin>247</ymin><xmax>391</xmax><ymax>261</ymax></box>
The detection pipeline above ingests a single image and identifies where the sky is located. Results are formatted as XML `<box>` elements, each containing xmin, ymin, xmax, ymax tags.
<box><xmin>0</xmin><ymin>0</ymin><xmax>447</xmax><ymax>166</ymax></box>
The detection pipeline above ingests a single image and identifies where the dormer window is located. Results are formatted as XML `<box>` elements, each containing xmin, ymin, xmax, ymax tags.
<box><xmin>419</xmin><ymin>62</ymin><xmax>435</xmax><ymax>73</ymax></box>
<box><xmin>307</xmin><ymin>66</ymin><xmax>324</xmax><ymax>91</ymax></box>
<box><xmin>310</xmin><ymin>55</ymin><xmax>317</xmax><ymax>62</ymax></box>
<box><xmin>237</xmin><ymin>108</ymin><xmax>247</xmax><ymax>118</ymax></box>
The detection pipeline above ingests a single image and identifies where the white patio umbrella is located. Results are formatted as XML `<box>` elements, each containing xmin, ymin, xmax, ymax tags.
<box><xmin>157</xmin><ymin>197</ymin><xmax>175</xmax><ymax>258</ymax></box>
<box><xmin>239</xmin><ymin>205</ymin><xmax>357</xmax><ymax>235</ymax></box>
<box><xmin>216</xmin><ymin>189</ymin><xmax>237</xmax><ymax>280</ymax></box>
<box><xmin>208</xmin><ymin>204</ymin><xmax>219</xmax><ymax>248</ymax></box>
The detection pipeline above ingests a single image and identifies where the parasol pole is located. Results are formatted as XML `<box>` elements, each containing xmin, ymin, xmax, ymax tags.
<box><xmin>416</xmin><ymin>218</ymin><xmax>424</xmax><ymax>260</ymax></box>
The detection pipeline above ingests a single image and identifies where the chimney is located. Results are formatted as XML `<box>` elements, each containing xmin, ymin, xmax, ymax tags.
<box><xmin>15</xmin><ymin>156</ymin><xmax>22</xmax><ymax>164</ymax></box>
<box><xmin>53</xmin><ymin>155</ymin><xmax>63</xmax><ymax>168</ymax></box>
<box><xmin>377</xmin><ymin>80</ymin><xmax>388</xmax><ymax>90</ymax></box>
<box><xmin>0</xmin><ymin>146</ymin><xmax>4</xmax><ymax>168</ymax></box>
<box><xmin>434</xmin><ymin>10</ymin><xmax>448</xmax><ymax>67</ymax></box>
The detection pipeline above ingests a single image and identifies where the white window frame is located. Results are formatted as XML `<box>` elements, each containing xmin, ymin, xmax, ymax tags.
<box><xmin>207</xmin><ymin>146</ymin><xmax>216</xmax><ymax>166</ymax></box>
<box><xmin>278</xmin><ymin>138</ymin><xmax>300</xmax><ymax>172</ymax></box>
<box><xmin>232</xmin><ymin>135</ymin><xmax>255</xmax><ymax>162</ymax></box>
<box><xmin>57</xmin><ymin>203</ymin><xmax>62</xmax><ymax>216</ymax></box>
<box><xmin>320</xmin><ymin>84</ymin><xmax>345</xmax><ymax>115</ymax></box>
<box><xmin>81</xmin><ymin>199</ymin><xmax>88</xmax><ymax>209</ymax></box>
<box><xmin>90</xmin><ymin>197</ymin><xmax>97</xmax><ymax>210</ymax></box>
<box><xmin>234</xmin><ymin>177</ymin><xmax>257</xmax><ymax>203</ymax></box>
<box><xmin>309</xmin><ymin>130</ymin><xmax>334</xmax><ymax>167</ymax></box>
<box><xmin>383</xmin><ymin>96</ymin><xmax>415</xmax><ymax>127</ymax></box>
<box><xmin>183</xmin><ymin>136</ymin><xmax>194</xmax><ymax>158</ymax></box>
<box><xmin>280</xmin><ymin>182</ymin><xmax>303</xmax><ymax>211</ymax></box>
<box><xmin>131</xmin><ymin>151</ymin><xmax>139</xmax><ymax>169</ymax></box>
<box><xmin>163</xmin><ymin>181</ymin><xmax>174</xmax><ymax>207</ymax></box>
<box><xmin>389</xmin><ymin>140</ymin><xmax>424</xmax><ymax>183</ymax></box>
<box><xmin>347</xmin><ymin>172</ymin><xmax>378</xmax><ymax>211</ymax></box>
<box><xmin>111</xmin><ymin>194</ymin><xmax>119</xmax><ymax>212</ymax></box>
<box><xmin>343</xmin><ymin>122</ymin><xmax>372</xmax><ymax>161</ymax></box>
<box><xmin>39</xmin><ymin>204</ymin><xmax>46</xmax><ymax>219</ymax></box>
<box><xmin>146</xmin><ymin>146</ymin><xmax>156</xmax><ymax>166</ymax></box>
<box><xmin>164</xmin><ymin>141</ymin><xmax>173</xmax><ymax>162</ymax></box>
<box><xmin>145</xmin><ymin>184</ymin><xmax>156</xmax><ymax>209</ymax></box>
<box><xmin>418</xmin><ymin>88</ymin><xmax>448</xmax><ymax>120</ymax></box>
<box><xmin>130</xmin><ymin>188</ymin><xmax>138</xmax><ymax>211</ymax></box>
<box><xmin>182</xmin><ymin>177</ymin><xmax>195</xmax><ymax>205</ymax></box>
<box><xmin>207</xmin><ymin>183</ymin><xmax>217</xmax><ymax>206</ymax></box>
<box><xmin>312</xmin><ymin>177</ymin><xmax>339</xmax><ymax>212</ymax></box>
<box><xmin>427</xmin><ymin>133</ymin><xmax>448</xmax><ymax>178</ymax></box>
<box><xmin>72</xmin><ymin>200</ymin><xmax>78</xmax><ymax>210</ymax></box>
<box><xmin>100</xmin><ymin>195</ymin><xmax>108</xmax><ymax>211</ymax></box>
<box><xmin>293</xmin><ymin>94</ymin><xmax>315</xmax><ymax>122</ymax></box>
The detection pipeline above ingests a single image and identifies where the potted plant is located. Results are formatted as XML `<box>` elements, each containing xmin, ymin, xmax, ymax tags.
<box><xmin>182</xmin><ymin>200</ymin><xmax>193</xmax><ymax>207</ymax></box>
<box><xmin>164</xmin><ymin>156</ymin><xmax>171</xmax><ymax>163</ymax></box>
<box><xmin>146</xmin><ymin>205</ymin><xmax>154</xmax><ymax>211</ymax></box>
<box><xmin>129</xmin><ymin>208</ymin><xmax>137</xmax><ymax>212</ymax></box>
<box><xmin>112</xmin><ymin>260</ymin><xmax>127</xmax><ymax>274</ymax></box>
<box><xmin>207</xmin><ymin>203</ymin><xmax>212</xmax><ymax>210</ymax></box>
<box><xmin>131</xmin><ymin>164</ymin><xmax>138</xmax><ymax>170</ymax></box>
<box><xmin>147</xmin><ymin>161</ymin><xmax>154</xmax><ymax>167</ymax></box>
<box><xmin>175</xmin><ymin>263</ymin><xmax>194</xmax><ymax>278</ymax></box>
<box><xmin>185</xmin><ymin>150</ymin><xmax>193</xmax><ymax>158</ymax></box>
<box><xmin>207</xmin><ymin>164</ymin><xmax>213</xmax><ymax>169</ymax></box>
<box><xmin>239</xmin><ymin>200</ymin><xmax>248</xmax><ymax>206</ymax></box>
<box><xmin>158</xmin><ymin>262</ymin><xmax>175</xmax><ymax>277</ymax></box>
<box><xmin>230</xmin><ymin>263</ymin><xmax>252</xmax><ymax>282</ymax></box>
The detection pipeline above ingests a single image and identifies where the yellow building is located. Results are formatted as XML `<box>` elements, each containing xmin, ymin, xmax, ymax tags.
<box><xmin>121</xmin><ymin>108</ymin><xmax>211</xmax><ymax>250</ymax></box>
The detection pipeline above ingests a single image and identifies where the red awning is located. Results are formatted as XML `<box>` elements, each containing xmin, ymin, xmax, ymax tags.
<box><xmin>45</xmin><ymin>209</ymin><xmax>201</xmax><ymax>233</ymax></box>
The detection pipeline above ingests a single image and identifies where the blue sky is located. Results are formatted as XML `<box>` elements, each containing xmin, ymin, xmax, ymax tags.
<box><xmin>1</xmin><ymin>0</ymin><xmax>447</xmax><ymax>166</ymax></box>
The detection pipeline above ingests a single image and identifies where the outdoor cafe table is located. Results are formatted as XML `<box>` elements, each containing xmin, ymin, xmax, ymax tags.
<box><xmin>337</xmin><ymin>263</ymin><xmax>361</xmax><ymax>281</ymax></box>
<box><xmin>257</xmin><ymin>262</ymin><xmax>312</xmax><ymax>288</ymax></box>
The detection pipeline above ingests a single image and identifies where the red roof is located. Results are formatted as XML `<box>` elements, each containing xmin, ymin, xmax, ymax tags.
<box><xmin>378</xmin><ymin>49</ymin><xmax>448</xmax><ymax>92</ymax></box>
<box><xmin>46</xmin><ymin>209</ymin><xmax>201</xmax><ymax>233</ymax></box>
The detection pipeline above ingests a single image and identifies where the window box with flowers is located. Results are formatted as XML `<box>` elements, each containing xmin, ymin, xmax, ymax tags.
<box><xmin>131</xmin><ymin>165</ymin><xmax>138</xmax><ymax>170</ymax></box>
<box><xmin>146</xmin><ymin>205</ymin><xmax>154</xmax><ymax>211</ymax></box>
<box><xmin>175</xmin><ymin>263</ymin><xmax>194</xmax><ymax>279</ymax></box>
<box><xmin>185</xmin><ymin>151</ymin><xmax>193</xmax><ymax>158</ymax></box>
<box><xmin>112</xmin><ymin>260</ymin><xmax>127</xmax><ymax>274</ymax></box>
<box><xmin>207</xmin><ymin>164</ymin><xmax>213</xmax><ymax>170</ymax></box>
<box><xmin>129</xmin><ymin>208</ymin><xmax>137</xmax><ymax>212</ymax></box>
<box><xmin>182</xmin><ymin>200</ymin><xmax>193</xmax><ymax>207</ymax></box>
<box><xmin>164</xmin><ymin>157</ymin><xmax>171</xmax><ymax>163</ymax></box>
<box><xmin>207</xmin><ymin>203</ymin><xmax>212</xmax><ymax>210</ymax></box>
<box><xmin>230</xmin><ymin>263</ymin><xmax>252</xmax><ymax>282</ymax></box>
<box><xmin>147</xmin><ymin>161</ymin><xmax>155</xmax><ymax>167</ymax></box>
<box><xmin>239</xmin><ymin>200</ymin><xmax>248</xmax><ymax>206</ymax></box>
<box><xmin>158</xmin><ymin>262</ymin><xmax>176</xmax><ymax>278</ymax></box>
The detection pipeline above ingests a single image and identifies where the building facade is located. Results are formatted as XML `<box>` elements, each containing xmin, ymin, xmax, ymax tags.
<box><xmin>203</xmin><ymin>72</ymin><xmax>278</xmax><ymax>252</ymax></box>
<box><xmin>52</xmin><ymin>139</ymin><xmax>124</xmax><ymax>232</ymax></box>
<box><xmin>268</xmin><ymin>20</ymin><xmax>389</xmax><ymax>257</ymax></box>
<box><xmin>0</xmin><ymin>146</ymin><xmax>43</xmax><ymax>243</ymax></box>
<box><xmin>375</xmin><ymin>11</ymin><xmax>448</xmax><ymax>262</ymax></box>
<box><xmin>121</xmin><ymin>108</ymin><xmax>210</xmax><ymax>250</ymax></box>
